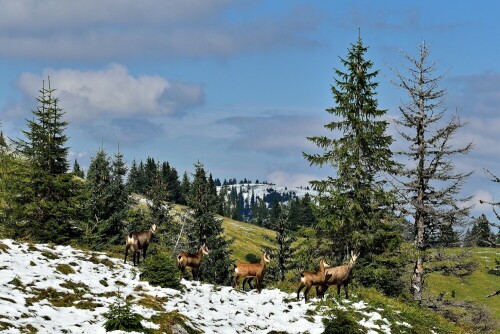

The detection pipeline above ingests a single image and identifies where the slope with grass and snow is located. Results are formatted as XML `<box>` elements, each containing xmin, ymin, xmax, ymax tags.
<box><xmin>0</xmin><ymin>238</ymin><xmax>460</xmax><ymax>333</ymax></box>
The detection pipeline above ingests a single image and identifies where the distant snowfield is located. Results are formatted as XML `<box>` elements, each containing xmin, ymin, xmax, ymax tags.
<box><xmin>0</xmin><ymin>239</ymin><xmax>394</xmax><ymax>333</ymax></box>
<box><xmin>217</xmin><ymin>183</ymin><xmax>318</xmax><ymax>202</ymax></box>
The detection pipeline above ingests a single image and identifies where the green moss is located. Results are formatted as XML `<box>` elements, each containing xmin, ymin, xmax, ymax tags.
<box><xmin>74</xmin><ymin>300</ymin><xmax>102</xmax><ymax>310</ymax></box>
<box><xmin>8</xmin><ymin>276</ymin><xmax>24</xmax><ymax>288</ymax></box>
<box><xmin>88</xmin><ymin>254</ymin><xmax>115</xmax><ymax>268</ymax></box>
<box><xmin>41</xmin><ymin>250</ymin><xmax>59</xmax><ymax>260</ymax></box>
<box><xmin>27</xmin><ymin>244</ymin><xmax>40</xmax><ymax>252</ymax></box>
<box><xmin>0</xmin><ymin>242</ymin><xmax>10</xmax><ymax>253</ymax></box>
<box><xmin>115</xmin><ymin>280</ymin><xmax>127</xmax><ymax>287</ymax></box>
<box><xmin>0</xmin><ymin>321</ymin><xmax>15</xmax><ymax>330</ymax></box>
<box><xmin>0</xmin><ymin>296</ymin><xmax>16</xmax><ymax>303</ymax></box>
<box><xmin>137</xmin><ymin>295</ymin><xmax>166</xmax><ymax>311</ymax></box>
<box><xmin>55</xmin><ymin>264</ymin><xmax>75</xmax><ymax>275</ymax></box>
<box><xmin>322</xmin><ymin>309</ymin><xmax>364</xmax><ymax>334</ymax></box>
<box><xmin>60</xmin><ymin>280</ymin><xmax>89</xmax><ymax>293</ymax></box>
<box><xmin>99</xmin><ymin>279</ymin><xmax>109</xmax><ymax>287</ymax></box>
<box><xmin>150</xmin><ymin>311</ymin><xmax>201</xmax><ymax>334</ymax></box>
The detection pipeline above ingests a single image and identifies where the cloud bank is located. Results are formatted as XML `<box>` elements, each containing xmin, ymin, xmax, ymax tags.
<box><xmin>15</xmin><ymin>64</ymin><xmax>204</xmax><ymax>122</ymax></box>
<box><xmin>0</xmin><ymin>1</ymin><xmax>321</xmax><ymax>60</ymax></box>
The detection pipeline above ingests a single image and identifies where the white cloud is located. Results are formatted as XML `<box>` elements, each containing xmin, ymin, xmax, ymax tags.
<box><xmin>0</xmin><ymin>1</ymin><xmax>321</xmax><ymax>60</ymax></box>
<box><xmin>16</xmin><ymin>64</ymin><xmax>204</xmax><ymax>122</ymax></box>
<box><xmin>267</xmin><ymin>170</ymin><xmax>318</xmax><ymax>188</ymax></box>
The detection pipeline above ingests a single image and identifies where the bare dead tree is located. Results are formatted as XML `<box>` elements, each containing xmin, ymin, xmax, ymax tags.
<box><xmin>480</xmin><ymin>169</ymin><xmax>500</xmax><ymax>232</ymax></box>
<box><xmin>391</xmin><ymin>41</ymin><xmax>473</xmax><ymax>302</ymax></box>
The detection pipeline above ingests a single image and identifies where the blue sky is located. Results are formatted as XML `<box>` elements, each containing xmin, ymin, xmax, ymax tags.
<box><xmin>1</xmin><ymin>0</ymin><xmax>499</xmax><ymax>222</ymax></box>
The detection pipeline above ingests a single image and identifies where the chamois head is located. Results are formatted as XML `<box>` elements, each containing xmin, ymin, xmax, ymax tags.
<box><xmin>263</xmin><ymin>252</ymin><xmax>271</xmax><ymax>263</ymax></box>
<box><xmin>348</xmin><ymin>251</ymin><xmax>360</xmax><ymax>266</ymax></box>
<box><xmin>150</xmin><ymin>224</ymin><xmax>157</xmax><ymax>234</ymax></box>
<box><xmin>200</xmin><ymin>244</ymin><xmax>209</xmax><ymax>255</ymax></box>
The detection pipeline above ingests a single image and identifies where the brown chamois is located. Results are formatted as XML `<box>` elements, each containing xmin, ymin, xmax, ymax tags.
<box><xmin>177</xmin><ymin>244</ymin><xmax>210</xmax><ymax>280</ymax></box>
<box><xmin>296</xmin><ymin>259</ymin><xmax>330</xmax><ymax>302</ymax></box>
<box><xmin>124</xmin><ymin>224</ymin><xmax>157</xmax><ymax>266</ymax></box>
<box><xmin>317</xmin><ymin>251</ymin><xmax>359</xmax><ymax>299</ymax></box>
<box><xmin>232</xmin><ymin>252</ymin><xmax>271</xmax><ymax>293</ymax></box>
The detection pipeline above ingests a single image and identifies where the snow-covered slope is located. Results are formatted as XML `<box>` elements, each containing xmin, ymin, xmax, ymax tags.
<box><xmin>218</xmin><ymin>183</ymin><xmax>317</xmax><ymax>201</ymax></box>
<box><xmin>0</xmin><ymin>239</ymin><xmax>397</xmax><ymax>333</ymax></box>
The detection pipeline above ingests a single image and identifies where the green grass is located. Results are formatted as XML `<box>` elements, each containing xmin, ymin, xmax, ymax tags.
<box><xmin>424</xmin><ymin>247</ymin><xmax>500</xmax><ymax>329</ymax></box>
<box><xmin>170</xmin><ymin>203</ymin><xmax>276</xmax><ymax>262</ymax></box>
<box><xmin>220</xmin><ymin>215</ymin><xmax>276</xmax><ymax>262</ymax></box>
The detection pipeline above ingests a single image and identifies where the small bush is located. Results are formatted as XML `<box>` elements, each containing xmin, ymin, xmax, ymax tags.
<box><xmin>140</xmin><ymin>252</ymin><xmax>182</xmax><ymax>290</ymax></box>
<box><xmin>322</xmin><ymin>309</ymin><xmax>364</xmax><ymax>334</ymax></box>
<box><xmin>103</xmin><ymin>297</ymin><xmax>144</xmax><ymax>332</ymax></box>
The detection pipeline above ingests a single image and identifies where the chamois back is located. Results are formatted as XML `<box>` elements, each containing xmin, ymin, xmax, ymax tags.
<box><xmin>177</xmin><ymin>244</ymin><xmax>209</xmax><ymax>280</ymax></box>
<box><xmin>233</xmin><ymin>252</ymin><xmax>271</xmax><ymax>293</ymax></box>
<box><xmin>124</xmin><ymin>224</ymin><xmax>157</xmax><ymax>266</ymax></box>
<box><xmin>318</xmin><ymin>251</ymin><xmax>359</xmax><ymax>299</ymax></box>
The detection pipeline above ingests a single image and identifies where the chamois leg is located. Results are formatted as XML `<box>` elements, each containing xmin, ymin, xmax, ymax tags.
<box><xmin>255</xmin><ymin>277</ymin><xmax>262</xmax><ymax>293</ymax></box>
<box><xmin>192</xmin><ymin>267</ymin><xmax>199</xmax><ymax>280</ymax></box>
<box><xmin>124</xmin><ymin>245</ymin><xmax>129</xmax><ymax>264</ymax></box>
<box><xmin>304</xmin><ymin>285</ymin><xmax>312</xmax><ymax>302</ymax></box>
<box><xmin>247</xmin><ymin>277</ymin><xmax>254</xmax><ymax>290</ymax></box>
<box><xmin>337</xmin><ymin>284</ymin><xmax>341</xmax><ymax>297</ymax></box>
<box><xmin>179</xmin><ymin>267</ymin><xmax>185</xmax><ymax>280</ymax></box>
<box><xmin>344</xmin><ymin>283</ymin><xmax>349</xmax><ymax>299</ymax></box>
<box><xmin>297</xmin><ymin>283</ymin><xmax>305</xmax><ymax>300</ymax></box>
<box><xmin>143</xmin><ymin>245</ymin><xmax>148</xmax><ymax>261</ymax></box>
<box><xmin>232</xmin><ymin>276</ymin><xmax>240</xmax><ymax>289</ymax></box>
<box><xmin>243</xmin><ymin>277</ymin><xmax>253</xmax><ymax>291</ymax></box>
<box><xmin>316</xmin><ymin>285</ymin><xmax>327</xmax><ymax>299</ymax></box>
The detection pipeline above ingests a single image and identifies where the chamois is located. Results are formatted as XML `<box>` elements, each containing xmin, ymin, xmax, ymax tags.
<box><xmin>297</xmin><ymin>259</ymin><xmax>330</xmax><ymax>302</ymax></box>
<box><xmin>177</xmin><ymin>244</ymin><xmax>210</xmax><ymax>280</ymax></box>
<box><xmin>124</xmin><ymin>224</ymin><xmax>157</xmax><ymax>266</ymax></box>
<box><xmin>317</xmin><ymin>251</ymin><xmax>359</xmax><ymax>299</ymax></box>
<box><xmin>232</xmin><ymin>252</ymin><xmax>271</xmax><ymax>293</ymax></box>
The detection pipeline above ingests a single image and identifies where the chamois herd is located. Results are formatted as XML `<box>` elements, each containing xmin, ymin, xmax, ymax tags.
<box><xmin>124</xmin><ymin>224</ymin><xmax>360</xmax><ymax>302</ymax></box>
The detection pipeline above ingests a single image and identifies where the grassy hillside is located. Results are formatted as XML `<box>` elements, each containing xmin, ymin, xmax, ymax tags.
<box><xmin>169</xmin><ymin>203</ymin><xmax>276</xmax><ymax>262</ymax></box>
<box><xmin>424</xmin><ymin>247</ymin><xmax>500</xmax><ymax>329</ymax></box>
<box><xmin>220</xmin><ymin>215</ymin><xmax>276</xmax><ymax>261</ymax></box>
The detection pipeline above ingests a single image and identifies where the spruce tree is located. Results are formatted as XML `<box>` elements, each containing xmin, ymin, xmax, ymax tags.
<box><xmin>303</xmin><ymin>34</ymin><xmax>398</xmax><ymax>259</ymax></box>
<box><xmin>392</xmin><ymin>42</ymin><xmax>472</xmax><ymax>301</ymax></box>
<box><xmin>468</xmin><ymin>214</ymin><xmax>493</xmax><ymax>247</ymax></box>
<box><xmin>72</xmin><ymin>159</ymin><xmax>85</xmax><ymax>178</ymax></box>
<box><xmin>84</xmin><ymin>148</ymin><xmax>112</xmax><ymax>248</ymax></box>
<box><xmin>106</xmin><ymin>148</ymin><xmax>130</xmax><ymax>244</ymax></box>
<box><xmin>179</xmin><ymin>171</ymin><xmax>191</xmax><ymax>205</ymax></box>
<box><xmin>126</xmin><ymin>159</ymin><xmax>140</xmax><ymax>194</ymax></box>
<box><xmin>266</xmin><ymin>200</ymin><xmax>296</xmax><ymax>281</ymax></box>
<box><xmin>187</xmin><ymin>162</ymin><xmax>233</xmax><ymax>284</ymax></box>
<box><xmin>11</xmin><ymin>80</ymin><xmax>80</xmax><ymax>243</ymax></box>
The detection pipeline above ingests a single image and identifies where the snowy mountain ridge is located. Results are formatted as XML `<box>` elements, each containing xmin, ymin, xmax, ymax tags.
<box><xmin>217</xmin><ymin>183</ymin><xmax>318</xmax><ymax>202</ymax></box>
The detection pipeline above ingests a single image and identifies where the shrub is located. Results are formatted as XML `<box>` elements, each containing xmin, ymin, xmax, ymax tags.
<box><xmin>103</xmin><ymin>297</ymin><xmax>144</xmax><ymax>332</ymax></box>
<box><xmin>140</xmin><ymin>252</ymin><xmax>182</xmax><ymax>290</ymax></box>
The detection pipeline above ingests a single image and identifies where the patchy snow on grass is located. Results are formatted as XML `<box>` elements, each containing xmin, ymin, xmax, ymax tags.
<box><xmin>0</xmin><ymin>239</ymin><xmax>397</xmax><ymax>333</ymax></box>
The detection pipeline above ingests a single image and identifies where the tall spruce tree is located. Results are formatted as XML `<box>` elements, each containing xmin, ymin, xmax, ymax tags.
<box><xmin>179</xmin><ymin>171</ymin><xmax>191</xmax><ymax>205</ymax></box>
<box><xmin>126</xmin><ymin>159</ymin><xmax>141</xmax><ymax>194</ymax></box>
<box><xmin>268</xmin><ymin>200</ymin><xmax>296</xmax><ymax>282</ymax></box>
<box><xmin>106</xmin><ymin>148</ymin><xmax>130</xmax><ymax>244</ymax></box>
<box><xmin>393</xmin><ymin>42</ymin><xmax>473</xmax><ymax>301</ymax></box>
<box><xmin>187</xmin><ymin>162</ymin><xmax>233</xmax><ymax>284</ymax></box>
<box><xmin>11</xmin><ymin>80</ymin><xmax>80</xmax><ymax>243</ymax></box>
<box><xmin>84</xmin><ymin>148</ymin><xmax>112</xmax><ymax>248</ymax></box>
<box><xmin>303</xmin><ymin>34</ymin><xmax>398</xmax><ymax>260</ymax></box>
